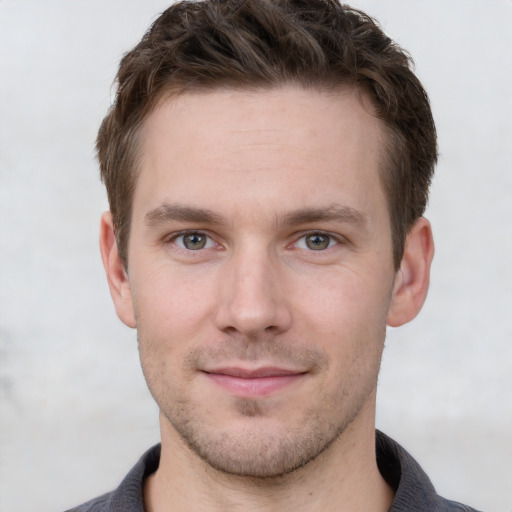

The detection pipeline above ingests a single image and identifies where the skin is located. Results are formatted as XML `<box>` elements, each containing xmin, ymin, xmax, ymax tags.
<box><xmin>100</xmin><ymin>86</ymin><xmax>434</xmax><ymax>512</ymax></box>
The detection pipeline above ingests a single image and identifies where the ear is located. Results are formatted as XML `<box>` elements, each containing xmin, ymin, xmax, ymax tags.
<box><xmin>387</xmin><ymin>217</ymin><xmax>434</xmax><ymax>327</ymax></box>
<box><xmin>99</xmin><ymin>212</ymin><xmax>136</xmax><ymax>328</ymax></box>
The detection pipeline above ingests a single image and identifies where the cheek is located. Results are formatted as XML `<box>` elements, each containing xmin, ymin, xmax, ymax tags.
<box><xmin>132</xmin><ymin>266</ymin><xmax>220</xmax><ymax>389</ymax></box>
<box><xmin>132</xmin><ymin>262</ymin><xmax>216</xmax><ymax>334</ymax></box>
<box><xmin>296</xmin><ymin>269</ymin><xmax>391</xmax><ymax>362</ymax></box>
<box><xmin>134</xmin><ymin>272</ymin><xmax>206</xmax><ymax>397</ymax></box>
<box><xmin>298</xmin><ymin>267</ymin><xmax>391</xmax><ymax>325</ymax></box>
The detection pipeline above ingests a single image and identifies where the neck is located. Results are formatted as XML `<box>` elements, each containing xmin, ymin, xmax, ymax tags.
<box><xmin>144</xmin><ymin>404</ymin><xmax>394</xmax><ymax>512</ymax></box>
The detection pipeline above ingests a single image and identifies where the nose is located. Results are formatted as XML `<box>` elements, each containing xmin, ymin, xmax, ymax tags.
<box><xmin>214</xmin><ymin>244</ymin><xmax>292</xmax><ymax>337</ymax></box>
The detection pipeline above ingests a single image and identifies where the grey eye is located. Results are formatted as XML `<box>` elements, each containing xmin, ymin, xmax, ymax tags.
<box><xmin>305</xmin><ymin>234</ymin><xmax>331</xmax><ymax>250</ymax></box>
<box><xmin>182</xmin><ymin>233</ymin><xmax>207</xmax><ymax>250</ymax></box>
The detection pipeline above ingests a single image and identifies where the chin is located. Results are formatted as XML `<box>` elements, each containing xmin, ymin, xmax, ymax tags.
<box><xmin>162</xmin><ymin>395</ymin><xmax>363</xmax><ymax>479</ymax></box>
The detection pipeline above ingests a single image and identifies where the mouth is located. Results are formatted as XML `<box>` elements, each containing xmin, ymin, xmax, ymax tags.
<box><xmin>202</xmin><ymin>366</ymin><xmax>307</xmax><ymax>398</ymax></box>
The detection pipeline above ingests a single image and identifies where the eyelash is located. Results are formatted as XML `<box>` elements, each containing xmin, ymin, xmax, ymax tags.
<box><xmin>167</xmin><ymin>231</ymin><xmax>218</xmax><ymax>251</ymax></box>
<box><xmin>292</xmin><ymin>231</ymin><xmax>342</xmax><ymax>251</ymax></box>
<box><xmin>166</xmin><ymin>230</ymin><xmax>343</xmax><ymax>252</ymax></box>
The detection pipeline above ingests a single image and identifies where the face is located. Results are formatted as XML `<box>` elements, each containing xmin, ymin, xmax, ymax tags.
<box><xmin>117</xmin><ymin>87</ymin><xmax>401</xmax><ymax>478</ymax></box>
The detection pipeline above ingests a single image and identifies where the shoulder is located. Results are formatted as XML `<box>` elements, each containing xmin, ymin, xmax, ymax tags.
<box><xmin>64</xmin><ymin>492</ymin><xmax>112</xmax><ymax>512</ymax></box>
<box><xmin>439</xmin><ymin>498</ymin><xmax>484</xmax><ymax>512</ymax></box>
<box><xmin>63</xmin><ymin>444</ymin><xmax>161</xmax><ymax>512</ymax></box>
<box><xmin>376</xmin><ymin>431</ymin><xmax>484</xmax><ymax>512</ymax></box>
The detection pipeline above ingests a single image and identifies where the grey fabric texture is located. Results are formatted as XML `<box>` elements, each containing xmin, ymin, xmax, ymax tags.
<box><xmin>65</xmin><ymin>431</ymin><xmax>482</xmax><ymax>511</ymax></box>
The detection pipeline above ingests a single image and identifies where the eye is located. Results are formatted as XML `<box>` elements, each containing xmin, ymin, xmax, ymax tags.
<box><xmin>295</xmin><ymin>233</ymin><xmax>338</xmax><ymax>251</ymax></box>
<box><xmin>174</xmin><ymin>232</ymin><xmax>216</xmax><ymax>251</ymax></box>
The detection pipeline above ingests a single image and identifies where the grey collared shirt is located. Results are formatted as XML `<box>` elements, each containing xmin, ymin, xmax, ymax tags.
<box><xmin>65</xmin><ymin>431</ymin><xmax>483</xmax><ymax>512</ymax></box>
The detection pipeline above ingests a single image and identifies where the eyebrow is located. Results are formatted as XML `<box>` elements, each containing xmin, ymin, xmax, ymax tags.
<box><xmin>144</xmin><ymin>203</ymin><xmax>227</xmax><ymax>227</ymax></box>
<box><xmin>144</xmin><ymin>202</ymin><xmax>367</xmax><ymax>229</ymax></box>
<box><xmin>280</xmin><ymin>204</ymin><xmax>367</xmax><ymax>228</ymax></box>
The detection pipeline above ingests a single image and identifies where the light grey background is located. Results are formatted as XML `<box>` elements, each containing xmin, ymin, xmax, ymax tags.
<box><xmin>0</xmin><ymin>1</ymin><xmax>511</xmax><ymax>511</ymax></box>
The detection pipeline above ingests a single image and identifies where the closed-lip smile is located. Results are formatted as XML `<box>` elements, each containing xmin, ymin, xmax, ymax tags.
<box><xmin>202</xmin><ymin>366</ymin><xmax>307</xmax><ymax>397</ymax></box>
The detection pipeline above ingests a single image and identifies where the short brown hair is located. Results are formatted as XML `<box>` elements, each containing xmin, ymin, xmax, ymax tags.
<box><xmin>97</xmin><ymin>0</ymin><xmax>437</xmax><ymax>268</ymax></box>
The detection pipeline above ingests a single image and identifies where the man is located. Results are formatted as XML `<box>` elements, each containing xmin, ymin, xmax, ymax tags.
<box><xmin>68</xmin><ymin>0</ymin><xmax>481</xmax><ymax>510</ymax></box>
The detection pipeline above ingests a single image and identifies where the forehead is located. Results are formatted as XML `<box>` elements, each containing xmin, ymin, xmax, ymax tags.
<box><xmin>145</xmin><ymin>85</ymin><xmax>384</xmax><ymax>153</ymax></box>
<box><xmin>135</xmin><ymin>86</ymin><xmax>389</xmax><ymax>221</ymax></box>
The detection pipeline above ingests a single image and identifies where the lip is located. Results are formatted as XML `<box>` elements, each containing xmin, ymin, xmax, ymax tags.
<box><xmin>202</xmin><ymin>367</ymin><xmax>307</xmax><ymax>397</ymax></box>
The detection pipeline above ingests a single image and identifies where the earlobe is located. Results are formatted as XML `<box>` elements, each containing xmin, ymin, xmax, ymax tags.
<box><xmin>387</xmin><ymin>217</ymin><xmax>434</xmax><ymax>327</ymax></box>
<box><xmin>99</xmin><ymin>212</ymin><xmax>137</xmax><ymax>328</ymax></box>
